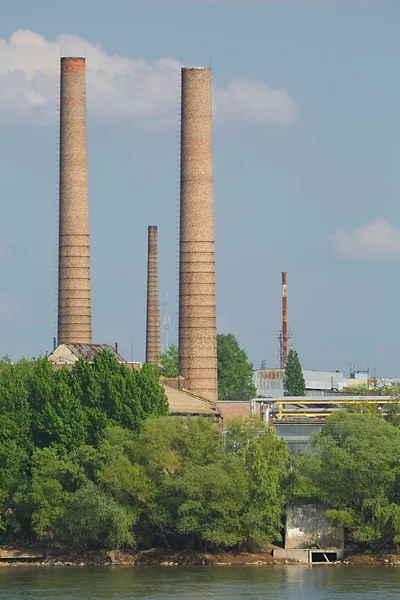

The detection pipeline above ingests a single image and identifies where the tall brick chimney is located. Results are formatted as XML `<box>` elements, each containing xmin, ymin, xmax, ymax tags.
<box><xmin>178</xmin><ymin>67</ymin><xmax>217</xmax><ymax>402</ymax></box>
<box><xmin>146</xmin><ymin>225</ymin><xmax>161</xmax><ymax>363</ymax></box>
<box><xmin>58</xmin><ymin>57</ymin><xmax>92</xmax><ymax>344</ymax></box>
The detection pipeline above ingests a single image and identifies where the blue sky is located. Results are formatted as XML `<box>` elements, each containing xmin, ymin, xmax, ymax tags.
<box><xmin>1</xmin><ymin>0</ymin><xmax>400</xmax><ymax>377</ymax></box>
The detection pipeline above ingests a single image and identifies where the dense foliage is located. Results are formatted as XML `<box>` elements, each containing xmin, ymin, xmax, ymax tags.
<box><xmin>158</xmin><ymin>333</ymin><xmax>256</xmax><ymax>401</ymax></box>
<box><xmin>295</xmin><ymin>412</ymin><xmax>400</xmax><ymax>547</ymax></box>
<box><xmin>283</xmin><ymin>349</ymin><xmax>306</xmax><ymax>396</ymax></box>
<box><xmin>156</xmin><ymin>345</ymin><xmax>179</xmax><ymax>379</ymax></box>
<box><xmin>0</xmin><ymin>351</ymin><xmax>167</xmax><ymax>536</ymax></box>
<box><xmin>217</xmin><ymin>334</ymin><xmax>257</xmax><ymax>401</ymax></box>
<box><xmin>0</xmin><ymin>352</ymin><xmax>289</xmax><ymax>551</ymax></box>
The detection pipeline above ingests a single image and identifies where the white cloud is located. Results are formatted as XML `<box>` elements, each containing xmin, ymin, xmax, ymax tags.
<box><xmin>214</xmin><ymin>79</ymin><xmax>295</xmax><ymax>125</ymax></box>
<box><xmin>331</xmin><ymin>219</ymin><xmax>400</xmax><ymax>261</ymax></box>
<box><xmin>0</xmin><ymin>29</ymin><xmax>296</xmax><ymax>128</ymax></box>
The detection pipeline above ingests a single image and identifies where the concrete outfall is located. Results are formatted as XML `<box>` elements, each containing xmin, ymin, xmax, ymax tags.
<box><xmin>178</xmin><ymin>67</ymin><xmax>217</xmax><ymax>403</ymax></box>
<box><xmin>146</xmin><ymin>225</ymin><xmax>161</xmax><ymax>364</ymax></box>
<box><xmin>58</xmin><ymin>57</ymin><xmax>92</xmax><ymax>344</ymax></box>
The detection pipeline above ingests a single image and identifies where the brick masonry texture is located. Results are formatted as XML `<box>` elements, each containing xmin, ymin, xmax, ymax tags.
<box><xmin>58</xmin><ymin>57</ymin><xmax>92</xmax><ymax>344</ymax></box>
<box><xmin>178</xmin><ymin>68</ymin><xmax>217</xmax><ymax>402</ymax></box>
<box><xmin>146</xmin><ymin>226</ymin><xmax>161</xmax><ymax>363</ymax></box>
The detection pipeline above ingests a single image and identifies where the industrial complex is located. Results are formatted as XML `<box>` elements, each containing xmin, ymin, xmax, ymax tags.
<box><xmin>43</xmin><ymin>55</ymin><xmax>398</xmax><ymax>435</ymax></box>
<box><xmin>48</xmin><ymin>57</ymin><xmax>219</xmax><ymax>416</ymax></box>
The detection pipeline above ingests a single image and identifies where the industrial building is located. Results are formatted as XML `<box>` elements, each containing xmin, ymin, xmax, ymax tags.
<box><xmin>254</xmin><ymin>368</ymin><xmax>346</xmax><ymax>398</ymax></box>
<box><xmin>217</xmin><ymin>395</ymin><xmax>398</xmax><ymax>453</ymax></box>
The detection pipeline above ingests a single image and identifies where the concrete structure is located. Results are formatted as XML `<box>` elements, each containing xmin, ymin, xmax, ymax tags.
<box><xmin>285</xmin><ymin>504</ymin><xmax>344</xmax><ymax>551</ymax></box>
<box><xmin>273</xmin><ymin>503</ymin><xmax>344</xmax><ymax>564</ymax></box>
<box><xmin>58</xmin><ymin>57</ymin><xmax>92</xmax><ymax>345</ymax></box>
<box><xmin>254</xmin><ymin>368</ymin><xmax>345</xmax><ymax>398</ymax></box>
<box><xmin>273</xmin><ymin>547</ymin><xmax>344</xmax><ymax>564</ymax></box>
<box><xmin>145</xmin><ymin>226</ymin><xmax>161</xmax><ymax>364</ymax></box>
<box><xmin>178</xmin><ymin>67</ymin><xmax>217</xmax><ymax>403</ymax></box>
<box><xmin>216</xmin><ymin>401</ymin><xmax>251</xmax><ymax>421</ymax></box>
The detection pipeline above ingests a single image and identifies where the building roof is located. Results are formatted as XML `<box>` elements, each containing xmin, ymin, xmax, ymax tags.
<box><xmin>48</xmin><ymin>343</ymin><xmax>126</xmax><ymax>365</ymax></box>
<box><xmin>162</xmin><ymin>384</ymin><xmax>218</xmax><ymax>417</ymax></box>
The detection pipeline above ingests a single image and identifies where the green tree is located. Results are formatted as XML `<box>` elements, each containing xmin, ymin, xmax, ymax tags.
<box><xmin>0</xmin><ymin>361</ymin><xmax>32</xmax><ymax>450</ymax></box>
<box><xmin>138</xmin><ymin>417</ymin><xmax>289</xmax><ymax>551</ymax></box>
<box><xmin>96</xmin><ymin>427</ymin><xmax>154</xmax><ymax>534</ymax></box>
<box><xmin>69</xmin><ymin>351</ymin><xmax>169</xmax><ymax>443</ymax></box>
<box><xmin>297</xmin><ymin>412</ymin><xmax>400</xmax><ymax>546</ymax></box>
<box><xmin>136</xmin><ymin>363</ymin><xmax>169</xmax><ymax>417</ymax></box>
<box><xmin>0</xmin><ymin>441</ymin><xmax>28</xmax><ymax>535</ymax></box>
<box><xmin>26</xmin><ymin>359</ymin><xmax>87</xmax><ymax>451</ymax></box>
<box><xmin>170</xmin><ymin>457</ymin><xmax>249</xmax><ymax>550</ymax></box>
<box><xmin>157</xmin><ymin>335</ymin><xmax>256</xmax><ymax>401</ymax></box>
<box><xmin>225</xmin><ymin>420</ymin><xmax>289</xmax><ymax>547</ymax></box>
<box><xmin>217</xmin><ymin>334</ymin><xmax>256</xmax><ymax>401</ymax></box>
<box><xmin>59</xmin><ymin>482</ymin><xmax>135</xmax><ymax>549</ymax></box>
<box><xmin>283</xmin><ymin>349</ymin><xmax>306</xmax><ymax>396</ymax></box>
<box><xmin>157</xmin><ymin>345</ymin><xmax>179</xmax><ymax>378</ymax></box>
<box><xmin>26</xmin><ymin>447</ymin><xmax>90</xmax><ymax>538</ymax></box>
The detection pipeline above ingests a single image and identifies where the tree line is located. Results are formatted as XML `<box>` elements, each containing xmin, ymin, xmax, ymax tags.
<box><xmin>2</xmin><ymin>346</ymin><xmax>400</xmax><ymax>552</ymax></box>
<box><xmin>0</xmin><ymin>350</ymin><xmax>288</xmax><ymax>550</ymax></box>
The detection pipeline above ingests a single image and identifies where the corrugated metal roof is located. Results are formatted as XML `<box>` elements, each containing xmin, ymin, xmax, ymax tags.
<box><xmin>67</xmin><ymin>343</ymin><xmax>126</xmax><ymax>363</ymax></box>
<box><xmin>256</xmin><ymin>369</ymin><xmax>285</xmax><ymax>380</ymax></box>
<box><xmin>162</xmin><ymin>384</ymin><xmax>218</xmax><ymax>417</ymax></box>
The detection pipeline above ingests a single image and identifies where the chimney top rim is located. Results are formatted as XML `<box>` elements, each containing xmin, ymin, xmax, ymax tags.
<box><xmin>182</xmin><ymin>66</ymin><xmax>210</xmax><ymax>71</ymax></box>
<box><xmin>61</xmin><ymin>56</ymin><xmax>85</xmax><ymax>61</ymax></box>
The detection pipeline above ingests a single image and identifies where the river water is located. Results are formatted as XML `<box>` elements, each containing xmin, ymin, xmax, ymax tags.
<box><xmin>0</xmin><ymin>566</ymin><xmax>399</xmax><ymax>599</ymax></box>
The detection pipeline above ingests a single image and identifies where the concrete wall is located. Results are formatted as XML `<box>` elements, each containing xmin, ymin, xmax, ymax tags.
<box><xmin>216</xmin><ymin>401</ymin><xmax>251</xmax><ymax>421</ymax></box>
<box><xmin>285</xmin><ymin>503</ymin><xmax>344</xmax><ymax>550</ymax></box>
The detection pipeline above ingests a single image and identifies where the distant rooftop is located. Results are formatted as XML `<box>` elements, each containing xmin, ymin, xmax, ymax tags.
<box><xmin>48</xmin><ymin>343</ymin><xmax>127</xmax><ymax>365</ymax></box>
<box><xmin>162</xmin><ymin>383</ymin><xmax>218</xmax><ymax>417</ymax></box>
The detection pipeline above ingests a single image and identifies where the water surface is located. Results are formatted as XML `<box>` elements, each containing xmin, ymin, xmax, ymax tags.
<box><xmin>0</xmin><ymin>565</ymin><xmax>399</xmax><ymax>599</ymax></box>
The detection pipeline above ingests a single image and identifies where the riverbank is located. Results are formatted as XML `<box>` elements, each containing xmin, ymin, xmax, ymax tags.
<box><xmin>2</xmin><ymin>546</ymin><xmax>400</xmax><ymax>567</ymax></box>
<box><xmin>0</xmin><ymin>547</ymin><xmax>293</xmax><ymax>567</ymax></box>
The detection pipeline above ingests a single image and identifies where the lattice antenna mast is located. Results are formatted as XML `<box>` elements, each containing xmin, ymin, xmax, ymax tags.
<box><xmin>164</xmin><ymin>293</ymin><xmax>171</xmax><ymax>351</ymax></box>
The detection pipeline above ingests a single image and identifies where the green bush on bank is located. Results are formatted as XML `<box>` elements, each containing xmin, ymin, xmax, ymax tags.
<box><xmin>295</xmin><ymin>411</ymin><xmax>400</xmax><ymax>547</ymax></box>
<box><xmin>0</xmin><ymin>352</ymin><xmax>289</xmax><ymax>551</ymax></box>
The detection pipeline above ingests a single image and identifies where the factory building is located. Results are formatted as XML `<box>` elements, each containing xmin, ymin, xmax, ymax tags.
<box><xmin>254</xmin><ymin>368</ymin><xmax>345</xmax><ymax>398</ymax></box>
